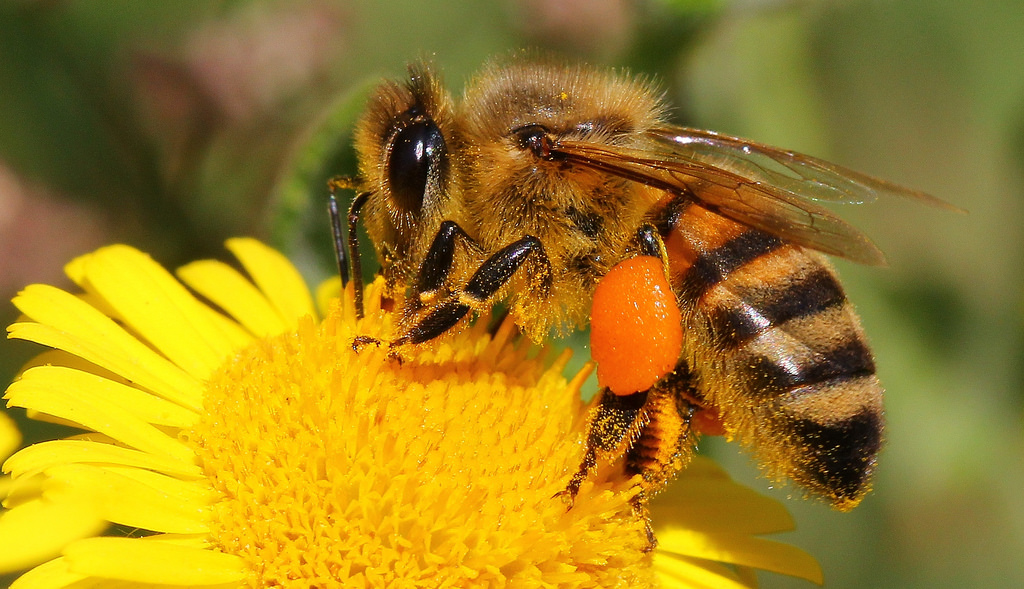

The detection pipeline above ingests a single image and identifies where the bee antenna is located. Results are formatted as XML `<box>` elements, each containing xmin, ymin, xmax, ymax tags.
<box><xmin>327</xmin><ymin>177</ymin><xmax>371</xmax><ymax>319</ymax></box>
<box><xmin>346</xmin><ymin>190</ymin><xmax>371</xmax><ymax>319</ymax></box>
<box><xmin>327</xmin><ymin>178</ymin><xmax>353</xmax><ymax>285</ymax></box>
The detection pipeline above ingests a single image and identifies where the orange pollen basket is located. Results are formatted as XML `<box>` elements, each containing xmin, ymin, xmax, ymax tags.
<box><xmin>590</xmin><ymin>255</ymin><xmax>683</xmax><ymax>395</ymax></box>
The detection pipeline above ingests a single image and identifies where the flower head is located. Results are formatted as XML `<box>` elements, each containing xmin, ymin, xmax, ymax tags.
<box><xmin>1</xmin><ymin>239</ymin><xmax>822</xmax><ymax>587</ymax></box>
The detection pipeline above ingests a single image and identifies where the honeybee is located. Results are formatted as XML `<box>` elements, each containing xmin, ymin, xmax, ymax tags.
<box><xmin>330</xmin><ymin>58</ymin><xmax>955</xmax><ymax>512</ymax></box>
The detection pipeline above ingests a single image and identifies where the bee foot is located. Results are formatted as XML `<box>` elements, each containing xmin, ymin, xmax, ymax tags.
<box><xmin>552</xmin><ymin>488</ymin><xmax>576</xmax><ymax>512</ymax></box>
<box><xmin>553</xmin><ymin>475</ymin><xmax>585</xmax><ymax>511</ymax></box>
<box><xmin>351</xmin><ymin>335</ymin><xmax>383</xmax><ymax>352</ymax></box>
<box><xmin>641</xmin><ymin>521</ymin><xmax>657</xmax><ymax>553</ymax></box>
<box><xmin>630</xmin><ymin>494</ymin><xmax>658</xmax><ymax>552</ymax></box>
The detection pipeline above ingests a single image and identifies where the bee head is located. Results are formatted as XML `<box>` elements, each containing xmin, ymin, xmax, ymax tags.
<box><xmin>354</xmin><ymin>63</ymin><xmax>455</xmax><ymax>277</ymax></box>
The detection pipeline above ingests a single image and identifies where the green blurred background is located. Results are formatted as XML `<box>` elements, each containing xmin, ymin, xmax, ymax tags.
<box><xmin>0</xmin><ymin>1</ymin><xmax>1021</xmax><ymax>587</ymax></box>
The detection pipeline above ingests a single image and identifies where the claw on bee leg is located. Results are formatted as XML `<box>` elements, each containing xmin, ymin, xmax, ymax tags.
<box><xmin>642</xmin><ymin>525</ymin><xmax>657</xmax><ymax>552</ymax></box>
<box><xmin>351</xmin><ymin>335</ymin><xmax>383</xmax><ymax>352</ymax></box>
<box><xmin>554</xmin><ymin>466</ymin><xmax>589</xmax><ymax>510</ymax></box>
<box><xmin>632</xmin><ymin>497</ymin><xmax>657</xmax><ymax>552</ymax></box>
<box><xmin>352</xmin><ymin>335</ymin><xmax>407</xmax><ymax>365</ymax></box>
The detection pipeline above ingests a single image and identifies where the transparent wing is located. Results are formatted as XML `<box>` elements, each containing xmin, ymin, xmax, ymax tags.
<box><xmin>648</xmin><ymin>126</ymin><xmax>957</xmax><ymax>208</ymax></box>
<box><xmin>552</xmin><ymin>126</ymin><xmax>959</xmax><ymax>266</ymax></box>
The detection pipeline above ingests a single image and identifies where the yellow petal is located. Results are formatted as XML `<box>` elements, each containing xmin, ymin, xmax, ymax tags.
<box><xmin>9</xmin><ymin>284</ymin><xmax>203</xmax><ymax>412</ymax></box>
<box><xmin>16</xmin><ymin>350</ymin><xmax>126</xmax><ymax>389</ymax></box>
<box><xmin>0</xmin><ymin>498</ymin><xmax>107</xmax><ymax>574</ymax></box>
<box><xmin>0</xmin><ymin>411</ymin><xmax>21</xmax><ymax>460</ymax></box>
<box><xmin>651</xmin><ymin>456</ymin><xmax>795</xmax><ymax>535</ymax></box>
<box><xmin>44</xmin><ymin>465</ymin><xmax>210</xmax><ymax>534</ymax></box>
<box><xmin>18</xmin><ymin>366</ymin><xmax>199</xmax><ymax>429</ymax></box>
<box><xmin>141</xmin><ymin>533</ymin><xmax>213</xmax><ymax>549</ymax></box>
<box><xmin>5</xmin><ymin>440</ymin><xmax>202</xmax><ymax>480</ymax></box>
<box><xmin>193</xmin><ymin>303</ymin><xmax>257</xmax><ymax>350</ymax></box>
<box><xmin>315</xmin><ymin>275</ymin><xmax>343</xmax><ymax>318</ymax></box>
<box><xmin>654</xmin><ymin>551</ymin><xmax>753</xmax><ymax>589</ymax></box>
<box><xmin>5</xmin><ymin>369</ymin><xmax>194</xmax><ymax>464</ymax></box>
<box><xmin>3</xmin><ymin>469</ymin><xmax>43</xmax><ymax>508</ymax></box>
<box><xmin>226</xmin><ymin>237</ymin><xmax>315</xmax><ymax>327</ymax></box>
<box><xmin>68</xmin><ymin>245</ymin><xmax>240</xmax><ymax>380</ymax></box>
<box><xmin>63</xmin><ymin>537</ymin><xmax>246</xmax><ymax>585</ymax></box>
<box><xmin>176</xmin><ymin>260</ymin><xmax>289</xmax><ymax>337</ymax></box>
<box><xmin>8</xmin><ymin>557</ymin><xmax>85</xmax><ymax>589</ymax></box>
<box><xmin>0</xmin><ymin>477</ymin><xmax>12</xmax><ymax>503</ymax></box>
<box><xmin>658</xmin><ymin>528</ymin><xmax>824</xmax><ymax>585</ymax></box>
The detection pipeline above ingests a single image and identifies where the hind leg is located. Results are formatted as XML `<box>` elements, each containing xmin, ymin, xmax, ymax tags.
<box><xmin>564</xmin><ymin>366</ymin><xmax>701</xmax><ymax>500</ymax></box>
<box><xmin>562</xmin><ymin>367</ymin><xmax>700</xmax><ymax>549</ymax></box>
<box><xmin>563</xmin><ymin>389</ymin><xmax>649</xmax><ymax>501</ymax></box>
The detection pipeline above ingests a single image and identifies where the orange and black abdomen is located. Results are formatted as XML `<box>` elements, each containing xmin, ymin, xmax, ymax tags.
<box><xmin>664</xmin><ymin>201</ymin><xmax>883</xmax><ymax>509</ymax></box>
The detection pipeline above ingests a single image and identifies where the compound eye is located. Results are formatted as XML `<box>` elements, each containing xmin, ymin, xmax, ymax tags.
<box><xmin>387</xmin><ymin>120</ymin><xmax>446</xmax><ymax>213</ymax></box>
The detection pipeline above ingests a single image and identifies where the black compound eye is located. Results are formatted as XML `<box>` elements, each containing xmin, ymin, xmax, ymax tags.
<box><xmin>387</xmin><ymin>119</ymin><xmax>446</xmax><ymax>213</ymax></box>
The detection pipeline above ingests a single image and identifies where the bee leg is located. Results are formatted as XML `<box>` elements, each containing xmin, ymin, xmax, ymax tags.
<box><xmin>646</xmin><ymin>192</ymin><xmax>690</xmax><ymax>238</ymax></box>
<box><xmin>344</xmin><ymin>191</ymin><xmax>373</xmax><ymax>319</ymax></box>
<box><xmin>324</xmin><ymin>184</ymin><xmax>373</xmax><ymax>319</ymax></box>
<box><xmin>463</xmin><ymin>235</ymin><xmax>552</xmax><ymax>303</ymax></box>
<box><xmin>624</xmin><ymin>385</ymin><xmax>698</xmax><ymax>497</ymax></box>
<box><xmin>632</xmin><ymin>223</ymin><xmax>666</xmax><ymax>258</ymax></box>
<box><xmin>624</xmin><ymin>372</ymin><xmax>700</xmax><ymax>551</ymax></box>
<box><xmin>413</xmin><ymin>220</ymin><xmax>482</xmax><ymax>303</ymax></box>
<box><xmin>392</xmin><ymin>301</ymin><xmax>474</xmax><ymax>347</ymax></box>
<box><xmin>381</xmin><ymin>220</ymin><xmax>481</xmax><ymax>349</ymax></box>
<box><xmin>561</xmin><ymin>389</ymin><xmax>648</xmax><ymax>503</ymax></box>
<box><xmin>394</xmin><ymin>234</ymin><xmax>552</xmax><ymax>346</ymax></box>
<box><xmin>630</xmin><ymin>222</ymin><xmax>675</xmax><ymax>281</ymax></box>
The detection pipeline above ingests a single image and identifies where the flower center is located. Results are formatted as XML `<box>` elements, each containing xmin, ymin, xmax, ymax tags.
<box><xmin>187</xmin><ymin>292</ymin><xmax>654</xmax><ymax>587</ymax></box>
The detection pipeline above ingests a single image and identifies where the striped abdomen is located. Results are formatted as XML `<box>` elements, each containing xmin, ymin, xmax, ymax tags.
<box><xmin>664</xmin><ymin>202</ymin><xmax>883</xmax><ymax>509</ymax></box>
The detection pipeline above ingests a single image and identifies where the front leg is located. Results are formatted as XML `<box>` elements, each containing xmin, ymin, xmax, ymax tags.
<box><xmin>393</xmin><ymin>226</ymin><xmax>553</xmax><ymax>347</ymax></box>
<box><xmin>413</xmin><ymin>220</ymin><xmax>481</xmax><ymax>305</ymax></box>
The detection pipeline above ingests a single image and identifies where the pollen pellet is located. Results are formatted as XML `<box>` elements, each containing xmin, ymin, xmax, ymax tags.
<box><xmin>590</xmin><ymin>256</ymin><xmax>683</xmax><ymax>395</ymax></box>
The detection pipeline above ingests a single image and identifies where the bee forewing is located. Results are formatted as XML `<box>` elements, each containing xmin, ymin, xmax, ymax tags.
<box><xmin>649</xmin><ymin>126</ymin><xmax>963</xmax><ymax>211</ymax></box>
<box><xmin>554</xmin><ymin>139</ymin><xmax>888</xmax><ymax>266</ymax></box>
<box><xmin>650</xmin><ymin>127</ymin><xmax>879</xmax><ymax>204</ymax></box>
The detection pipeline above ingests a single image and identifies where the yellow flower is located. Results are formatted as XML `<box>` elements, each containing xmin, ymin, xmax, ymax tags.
<box><xmin>0</xmin><ymin>239</ymin><xmax>822</xmax><ymax>587</ymax></box>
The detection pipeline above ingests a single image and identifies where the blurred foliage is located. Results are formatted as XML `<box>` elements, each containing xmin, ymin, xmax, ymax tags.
<box><xmin>1</xmin><ymin>0</ymin><xmax>1023</xmax><ymax>587</ymax></box>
